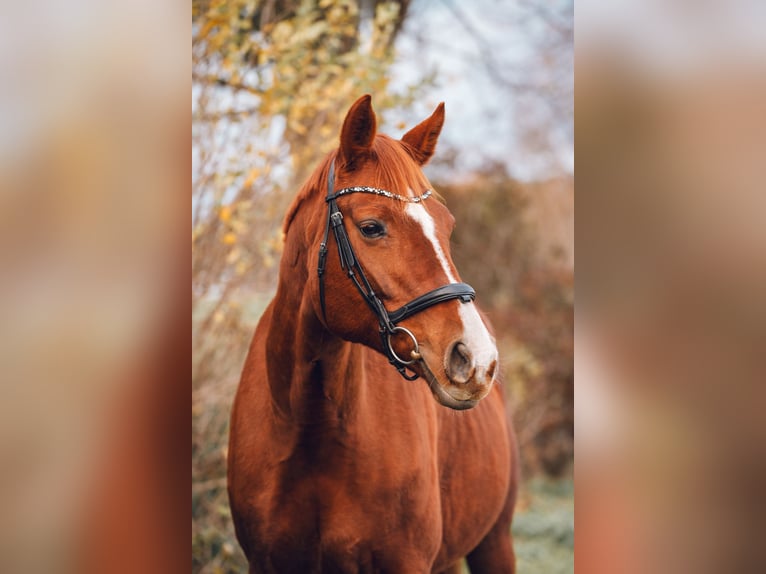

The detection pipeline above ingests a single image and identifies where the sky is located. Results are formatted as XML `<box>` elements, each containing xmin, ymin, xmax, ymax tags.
<box><xmin>388</xmin><ymin>0</ymin><xmax>573</xmax><ymax>181</ymax></box>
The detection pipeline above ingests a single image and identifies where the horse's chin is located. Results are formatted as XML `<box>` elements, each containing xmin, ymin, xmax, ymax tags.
<box><xmin>418</xmin><ymin>359</ymin><xmax>480</xmax><ymax>411</ymax></box>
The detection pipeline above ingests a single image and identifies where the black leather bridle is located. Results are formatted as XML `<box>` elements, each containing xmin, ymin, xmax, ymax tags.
<box><xmin>317</xmin><ymin>160</ymin><xmax>476</xmax><ymax>380</ymax></box>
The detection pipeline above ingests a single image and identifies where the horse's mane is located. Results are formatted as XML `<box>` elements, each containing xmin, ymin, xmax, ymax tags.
<box><xmin>282</xmin><ymin>134</ymin><xmax>436</xmax><ymax>235</ymax></box>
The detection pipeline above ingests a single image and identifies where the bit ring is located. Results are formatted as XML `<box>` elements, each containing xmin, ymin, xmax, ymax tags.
<box><xmin>386</xmin><ymin>326</ymin><xmax>421</xmax><ymax>365</ymax></box>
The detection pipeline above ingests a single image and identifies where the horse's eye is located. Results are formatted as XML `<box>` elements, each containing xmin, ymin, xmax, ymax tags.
<box><xmin>358</xmin><ymin>220</ymin><xmax>386</xmax><ymax>238</ymax></box>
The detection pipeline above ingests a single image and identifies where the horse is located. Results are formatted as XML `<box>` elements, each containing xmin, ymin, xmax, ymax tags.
<box><xmin>228</xmin><ymin>95</ymin><xmax>518</xmax><ymax>573</ymax></box>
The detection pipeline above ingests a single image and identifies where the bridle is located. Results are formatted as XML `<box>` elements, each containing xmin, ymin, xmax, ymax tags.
<box><xmin>317</xmin><ymin>160</ymin><xmax>476</xmax><ymax>380</ymax></box>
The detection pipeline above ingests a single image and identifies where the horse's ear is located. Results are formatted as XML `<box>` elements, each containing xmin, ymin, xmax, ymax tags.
<box><xmin>340</xmin><ymin>94</ymin><xmax>377</xmax><ymax>167</ymax></box>
<box><xmin>401</xmin><ymin>102</ymin><xmax>445</xmax><ymax>165</ymax></box>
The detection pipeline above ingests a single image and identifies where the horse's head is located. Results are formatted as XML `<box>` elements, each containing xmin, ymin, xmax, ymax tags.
<box><xmin>296</xmin><ymin>95</ymin><xmax>498</xmax><ymax>410</ymax></box>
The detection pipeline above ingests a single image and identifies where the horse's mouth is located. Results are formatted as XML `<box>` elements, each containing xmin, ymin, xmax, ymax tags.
<box><xmin>418</xmin><ymin>359</ymin><xmax>479</xmax><ymax>411</ymax></box>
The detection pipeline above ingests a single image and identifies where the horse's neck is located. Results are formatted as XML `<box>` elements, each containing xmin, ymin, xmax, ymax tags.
<box><xmin>265</xmin><ymin>267</ymin><xmax>366</xmax><ymax>428</ymax></box>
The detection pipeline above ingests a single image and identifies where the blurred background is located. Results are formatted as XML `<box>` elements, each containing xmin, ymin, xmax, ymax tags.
<box><xmin>192</xmin><ymin>0</ymin><xmax>573</xmax><ymax>572</ymax></box>
<box><xmin>576</xmin><ymin>1</ymin><xmax>766</xmax><ymax>572</ymax></box>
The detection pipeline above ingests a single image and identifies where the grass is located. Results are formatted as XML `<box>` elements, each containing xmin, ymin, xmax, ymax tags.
<box><xmin>511</xmin><ymin>477</ymin><xmax>574</xmax><ymax>574</ymax></box>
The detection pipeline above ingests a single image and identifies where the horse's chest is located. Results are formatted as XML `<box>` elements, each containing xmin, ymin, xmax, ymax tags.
<box><xmin>254</xmin><ymin>461</ymin><xmax>441</xmax><ymax>572</ymax></box>
<box><xmin>262</xmin><ymin>520</ymin><xmax>438</xmax><ymax>573</ymax></box>
<box><xmin>263</xmin><ymin>526</ymin><xmax>382</xmax><ymax>574</ymax></box>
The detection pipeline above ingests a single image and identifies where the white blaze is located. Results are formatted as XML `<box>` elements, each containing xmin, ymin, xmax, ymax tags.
<box><xmin>405</xmin><ymin>201</ymin><xmax>457</xmax><ymax>283</ymax></box>
<box><xmin>405</xmin><ymin>202</ymin><xmax>498</xmax><ymax>371</ymax></box>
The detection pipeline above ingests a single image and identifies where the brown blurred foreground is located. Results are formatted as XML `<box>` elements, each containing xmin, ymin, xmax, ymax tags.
<box><xmin>0</xmin><ymin>1</ymin><xmax>189</xmax><ymax>572</ymax></box>
<box><xmin>576</xmin><ymin>3</ymin><xmax>766</xmax><ymax>570</ymax></box>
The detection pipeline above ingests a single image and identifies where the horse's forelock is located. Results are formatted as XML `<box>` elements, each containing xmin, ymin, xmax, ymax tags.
<box><xmin>368</xmin><ymin>135</ymin><xmax>432</xmax><ymax>201</ymax></box>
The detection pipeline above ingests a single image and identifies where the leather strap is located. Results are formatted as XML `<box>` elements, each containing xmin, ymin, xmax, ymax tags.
<box><xmin>388</xmin><ymin>283</ymin><xmax>475</xmax><ymax>324</ymax></box>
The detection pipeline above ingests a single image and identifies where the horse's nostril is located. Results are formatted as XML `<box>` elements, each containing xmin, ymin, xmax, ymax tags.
<box><xmin>487</xmin><ymin>359</ymin><xmax>497</xmax><ymax>382</ymax></box>
<box><xmin>447</xmin><ymin>342</ymin><xmax>475</xmax><ymax>384</ymax></box>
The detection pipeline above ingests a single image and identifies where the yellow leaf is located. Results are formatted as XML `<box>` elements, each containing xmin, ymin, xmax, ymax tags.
<box><xmin>222</xmin><ymin>232</ymin><xmax>236</xmax><ymax>245</ymax></box>
<box><xmin>243</xmin><ymin>168</ymin><xmax>260</xmax><ymax>188</ymax></box>
<box><xmin>226</xmin><ymin>247</ymin><xmax>241</xmax><ymax>264</ymax></box>
<box><xmin>219</xmin><ymin>205</ymin><xmax>232</xmax><ymax>223</ymax></box>
<box><xmin>290</xmin><ymin>120</ymin><xmax>308</xmax><ymax>135</ymax></box>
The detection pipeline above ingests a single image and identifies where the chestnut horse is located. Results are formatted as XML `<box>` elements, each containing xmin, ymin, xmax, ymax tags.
<box><xmin>228</xmin><ymin>95</ymin><xmax>518</xmax><ymax>573</ymax></box>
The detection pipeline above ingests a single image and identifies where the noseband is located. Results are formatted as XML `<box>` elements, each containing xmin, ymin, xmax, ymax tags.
<box><xmin>317</xmin><ymin>161</ymin><xmax>476</xmax><ymax>380</ymax></box>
